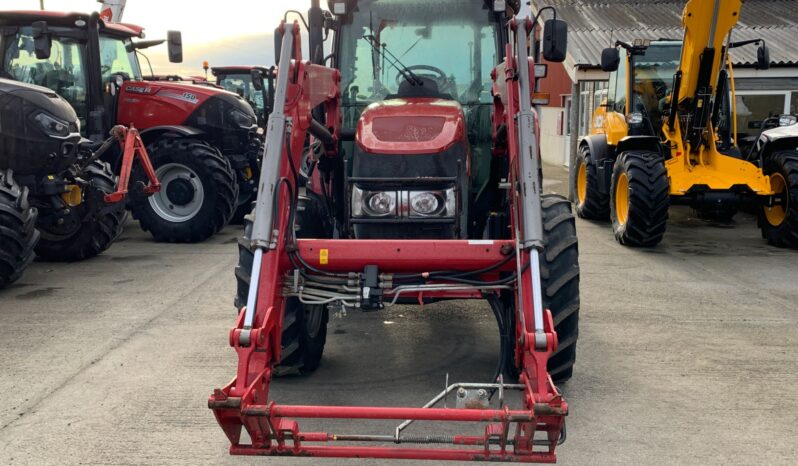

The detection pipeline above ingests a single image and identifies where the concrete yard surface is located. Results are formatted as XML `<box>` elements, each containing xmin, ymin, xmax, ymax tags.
<box><xmin>0</xmin><ymin>163</ymin><xmax>796</xmax><ymax>465</ymax></box>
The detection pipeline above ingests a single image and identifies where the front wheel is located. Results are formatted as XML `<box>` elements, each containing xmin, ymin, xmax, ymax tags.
<box><xmin>571</xmin><ymin>144</ymin><xmax>609</xmax><ymax>220</ymax></box>
<box><xmin>503</xmin><ymin>195</ymin><xmax>580</xmax><ymax>384</ymax></box>
<box><xmin>0</xmin><ymin>170</ymin><xmax>39</xmax><ymax>288</ymax></box>
<box><xmin>610</xmin><ymin>151</ymin><xmax>669</xmax><ymax>247</ymax></box>
<box><xmin>35</xmin><ymin>161</ymin><xmax>126</xmax><ymax>262</ymax></box>
<box><xmin>234</xmin><ymin>193</ymin><xmax>332</xmax><ymax>375</ymax></box>
<box><xmin>759</xmin><ymin>151</ymin><xmax>798</xmax><ymax>248</ymax></box>
<box><xmin>130</xmin><ymin>138</ymin><xmax>238</xmax><ymax>243</ymax></box>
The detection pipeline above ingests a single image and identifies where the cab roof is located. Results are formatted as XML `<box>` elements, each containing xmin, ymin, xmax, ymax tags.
<box><xmin>0</xmin><ymin>11</ymin><xmax>144</xmax><ymax>38</ymax></box>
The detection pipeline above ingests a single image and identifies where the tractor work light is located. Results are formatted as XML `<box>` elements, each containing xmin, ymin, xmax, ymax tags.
<box><xmin>352</xmin><ymin>186</ymin><xmax>455</xmax><ymax>219</ymax></box>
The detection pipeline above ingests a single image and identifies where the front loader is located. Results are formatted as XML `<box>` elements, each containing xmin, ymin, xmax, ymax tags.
<box><xmin>209</xmin><ymin>0</ymin><xmax>580</xmax><ymax>462</ymax></box>
<box><xmin>573</xmin><ymin>0</ymin><xmax>798</xmax><ymax>248</ymax></box>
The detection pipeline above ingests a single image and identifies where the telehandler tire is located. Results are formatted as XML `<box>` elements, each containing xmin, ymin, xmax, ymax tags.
<box><xmin>35</xmin><ymin>161</ymin><xmax>126</xmax><ymax>262</ymax></box>
<box><xmin>572</xmin><ymin>144</ymin><xmax>609</xmax><ymax>220</ymax></box>
<box><xmin>234</xmin><ymin>193</ymin><xmax>331</xmax><ymax>375</ymax></box>
<box><xmin>610</xmin><ymin>150</ymin><xmax>669</xmax><ymax>247</ymax></box>
<box><xmin>130</xmin><ymin>138</ymin><xmax>237</xmax><ymax>243</ymax></box>
<box><xmin>759</xmin><ymin>151</ymin><xmax>798</xmax><ymax>248</ymax></box>
<box><xmin>0</xmin><ymin>169</ymin><xmax>39</xmax><ymax>288</ymax></box>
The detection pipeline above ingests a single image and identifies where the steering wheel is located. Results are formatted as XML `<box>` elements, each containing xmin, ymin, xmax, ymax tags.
<box><xmin>395</xmin><ymin>64</ymin><xmax>448</xmax><ymax>87</ymax></box>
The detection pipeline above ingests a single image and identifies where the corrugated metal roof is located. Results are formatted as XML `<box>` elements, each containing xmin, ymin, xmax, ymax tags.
<box><xmin>532</xmin><ymin>0</ymin><xmax>798</xmax><ymax>67</ymax></box>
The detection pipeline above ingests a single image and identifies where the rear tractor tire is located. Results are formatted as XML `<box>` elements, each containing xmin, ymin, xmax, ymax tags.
<box><xmin>0</xmin><ymin>170</ymin><xmax>39</xmax><ymax>288</ymax></box>
<box><xmin>234</xmin><ymin>194</ymin><xmax>332</xmax><ymax>375</ymax></box>
<box><xmin>130</xmin><ymin>138</ymin><xmax>238</xmax><ymax>243</ymax></box>
<box><xmin>759</xmin><ymin>151</ymin><xmax>798</xmax><ymax>248</ymax></box>
<box><xmin>35</xmin><ymin>161</ymin><xmax>126</xmax><ymax>262</ymax></box>
<box><xmin>572</xmin><ymin>144</ymin><xmax>609</xmax><ymax>220</ymax></box>
<box><xmin>610</xmin><ymin>150</ymin><xmax>669</xmax><ymax>247</ymax></box>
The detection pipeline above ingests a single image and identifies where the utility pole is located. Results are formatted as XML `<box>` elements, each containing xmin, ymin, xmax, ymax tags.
<box><xmin>39</xmin><ymin>0</ymin><xmax>45</xmax><ymax>10</ymax></box>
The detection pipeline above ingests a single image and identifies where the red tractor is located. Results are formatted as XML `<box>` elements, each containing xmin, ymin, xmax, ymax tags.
<box><xmin>210</xmin><ymin>0</ymin><xmax>579</xmax><ymax>462</ymax></box>
<box><xmin>0</xmin><ymin>10</ymin><xmax>261</xmax><ymax>239</ymax></box>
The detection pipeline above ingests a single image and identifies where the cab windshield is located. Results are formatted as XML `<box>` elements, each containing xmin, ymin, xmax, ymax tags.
<box><xmin>338</xmin><ymin>0</ymin><xmax>499</xmax><ymax>107</ymax></box>
<box><xmin>99</xmin><ymin>35</ymin><xmax>143</xmax><ymax>81</ymax></box>
<box><xmin>631</xmin><ymin>41</ymin><xmax>681</xmax><ymax>132</ymax></box>
<box><xmin>218</xmin><ymin>73</ymin><xmax>264</xmax><ymax>116</ymax></box>
<box><xmin>1</xmin><ymin>26</ymin><xmax>88</xmax><ymax>122</ymax></box>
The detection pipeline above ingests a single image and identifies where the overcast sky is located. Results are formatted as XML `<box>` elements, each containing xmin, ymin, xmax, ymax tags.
<box><xmin>2</xmin><ymin>1</ymin><xmax>532</xmax><ymax>76</ymax></box>
<box><xmin>2</xmin><ymin>0</ymin><xmax>310</xmax><ymax>75</ymax></box>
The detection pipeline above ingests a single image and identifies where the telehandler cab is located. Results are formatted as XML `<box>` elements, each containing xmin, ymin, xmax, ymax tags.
<box><xmin>573</xmin><ymin>0</ymin><xmax>798</xmax><ymax>247</ymax></box>
<box><xmin>210</xmin><ymin>0</ymin><xmax>580</xmax><ymax>462</ymax></box>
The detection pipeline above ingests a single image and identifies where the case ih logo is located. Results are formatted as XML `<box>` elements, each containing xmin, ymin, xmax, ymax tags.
<box><xmin>125</xmin><ymin>85</ymin><xmax>152</xmax><ymax>94</ymax></box>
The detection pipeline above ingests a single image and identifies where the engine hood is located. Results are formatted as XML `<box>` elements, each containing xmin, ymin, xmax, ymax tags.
<box><xmin>0</xmin><ymin>78</ymin><xmax>78</xmax><ymax>124</ymax></box>
<box><xmin>123</xmin><ymin>79</ymin><xmax>253</xmax><ymax>114</ymax></box>
<box><xmin>356</xmin><ymin>98</ymin><xmax>465</xmax><ymax>155</ymax></box>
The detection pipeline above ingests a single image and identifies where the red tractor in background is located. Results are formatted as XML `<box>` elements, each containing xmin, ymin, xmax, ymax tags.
<box><xmin>0</xmin><ymin>10</ymin><xmax>261</xmax><ymax>239</ymax></box>
<box><xmin>210</xmin><ymin>0</ymin><xmax>579</xmax><ymax>462</ymax></box>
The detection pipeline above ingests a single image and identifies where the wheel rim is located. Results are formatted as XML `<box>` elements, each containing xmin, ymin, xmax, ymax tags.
<box><xmin>615</xmin><ymin>172</ymin><xmax>630</xmax><ymax>225</ymax></box>
<box><xmin>148</xmin><ymin>163</ymin><xmax>205</xmax><ymax>223</ymax></box>
<box><xmin>576</xmin><ymin>161</ymin><xmax>587</xmax><ymax>204</ymax></box>
<box><xmin>764</xmin><ymin>172</ymin><xmax>788</xmax><ymax>227</ymax></box>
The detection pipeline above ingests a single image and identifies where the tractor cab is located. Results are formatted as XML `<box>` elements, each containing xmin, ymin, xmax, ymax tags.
<box><xmin>331</xmin><ymin>0</ymin><xmax>512</xmax><ymax>239</ymax></box>
<box><xmin>0</xmin><ymin>12</ymin><xmax>163</xmax><ymax>140</ymax></box>
<box><xmin>212</xmin><ymin>65</ymin><xmax>274</xmax><ymax>127</ymax></box>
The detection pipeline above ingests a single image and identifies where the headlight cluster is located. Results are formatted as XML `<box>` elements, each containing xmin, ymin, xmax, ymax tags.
<box><xmin>32</xmin><ymin>111</ymin><xmax>78</xmax><ymax>139</ymax></box>
<box><xmin>229</xmin><ymin>108</ymin><xmax>256</xmax><ymax>129</ymax></box>
<box><xmin>352</xmin><ymin>186</ymin><xmax>455</xmax><ymax>218</ymax></box>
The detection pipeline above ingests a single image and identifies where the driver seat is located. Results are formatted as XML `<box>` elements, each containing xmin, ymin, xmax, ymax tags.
<box><xmin>386</xmin><ymin>76</ymin><xmax>453</xmax><ymax>100</ymax></box>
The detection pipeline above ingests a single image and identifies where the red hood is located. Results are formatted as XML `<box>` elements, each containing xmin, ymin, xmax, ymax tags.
<box><xmin>123</xmin><ymin>79</ymin><xmax>240</xmax><ymax>101</ymax></box>
<box><xmin>356</xmin><ymin>98</ymin><xmax>465</xmax><ymax>155</ymax></box>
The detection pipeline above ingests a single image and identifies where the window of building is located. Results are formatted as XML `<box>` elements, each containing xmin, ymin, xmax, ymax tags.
<box><xmin>735</xmin><ymin>91</ymin><xmax>790</xmax><ymax>139</ymax></box>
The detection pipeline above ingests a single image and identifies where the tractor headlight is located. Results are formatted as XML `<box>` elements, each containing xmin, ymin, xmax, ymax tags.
<box><xmin>352</xmin><ymin>186</ymin><xmax>456</xmax><ymax>218</ymax></box>
<box><xmin>352</xmin><ymin>187</ymin><xmax>397</xmax><ymax>217</ymax></box>
<box><xmin>367</xmin><ymin>191</ymin><xmax>397</xmax><ymax>216</ymax></box>
<box><xmin>32</xmin><ymin>111</ymin><xmax>73</xmax><ymax>139</ymax></box>
<box><xmin>229</xmin><ymin>108</ymin><xmax>256</xmax><ymax>129</ymax></box>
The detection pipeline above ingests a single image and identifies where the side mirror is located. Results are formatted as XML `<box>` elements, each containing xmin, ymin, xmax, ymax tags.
<box><xmin>251</xmin><ymin>69</ymin><xmax>264</xmax><ymax>91</ymax></box>
<box><xmin>31</xmin><ymin>21</ymin><xmax>52</xmax><ymax>60</ymax></box>
<box><xmin>601</xmin><ymin>47</ymin><xmax>620</xmax><ymax>72</ymax></box>
<box><xmin>757</xmin><ymin>43</ymin><xmax>770</xmax><ymax>70</ymax></box>
<box><xmin>166</xmin><ymin>31</ymin><xmax>183</xmax><ymax>63</ymax></box>
<box><xmin>542</xmin><ymin>19</ymin><xmax>568</xmax><ymax>63</ymax></box>
<box><xmin>274</xmin><ymin>27</ymin><xmax>284</xmax><ymax>65</ymax></box>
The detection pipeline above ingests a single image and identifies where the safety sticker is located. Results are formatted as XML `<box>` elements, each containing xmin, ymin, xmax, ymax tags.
<box><xmin>467</xmin><ymin>240</ymin><xmax>494</xmax><ymax>245</ymax></box>
<box><xmin>319</xmin><ymin>249</ymin><xmax>329</xmax><ymax>265</ymax></box>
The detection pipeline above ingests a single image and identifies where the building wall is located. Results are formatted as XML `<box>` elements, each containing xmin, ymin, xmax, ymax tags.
<box><xmin>538</xmin><ymin>61</ymin><xmax>573</xmax><ymax>107</ymax></box>
<box><xmin>540</xmin><ymin>106</ymin><xmax>567</xmax><ymax>166</ymax></box>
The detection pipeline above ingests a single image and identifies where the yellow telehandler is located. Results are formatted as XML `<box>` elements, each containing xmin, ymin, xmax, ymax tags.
<box><xmin>572</xmin><ymin>0</ymin><xmax>798</xmax><ymax>247</ymax></box>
